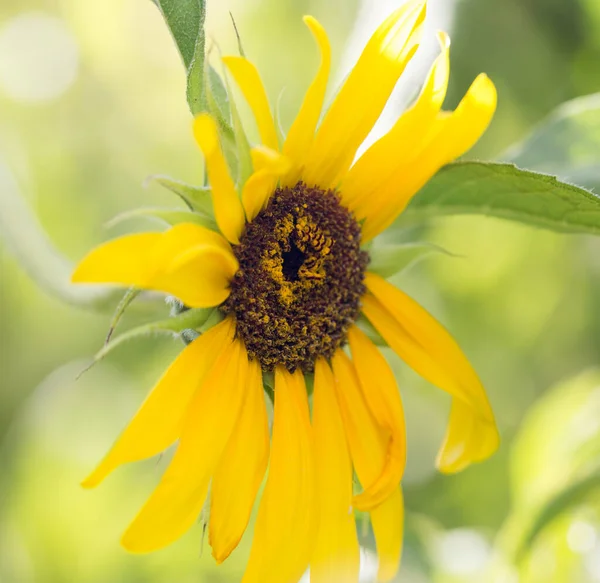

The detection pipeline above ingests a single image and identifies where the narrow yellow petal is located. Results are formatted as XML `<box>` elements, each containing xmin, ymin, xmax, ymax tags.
<box><xmin>222</xmin><ymin>56</ymin><xmax>279</xmax><ymax>151</ymax></box>
<box><xmin>360</xmin><ymin>73</ymin><xmax>497</xmax><ymax>241</ymax></box>
<box><xmin>311</xmin><ymin>358</ymin><xmax>360</xmax><ymax>583</ymax></box>
<box><xmin>193</xmin><ymin>113</ymin><xmax>246</xmax><ymax>243</ymax></box>
<box><xmin>72</xmin><ymin>223</ymin><xmax>238</xmax><ymax>308</ymax></box>
<box><xmin>121</xmin><ymin>334</ymin><xmax>250</xmax><ymax>553</ymax></box>
<box><xmin>362</xmin><ymin>272</ymin><xmax>499</xmax><ymax>472</ymax></box>
<box><xmin>282</xmin><ymin>16</ymin><xmax>331</xmax><ymax>187</ymax></box>
<box><xmin>370</xmin><ymin>487</ymin><xmax>404</xmax><ymax>582</ymax></box>
<box><xmin>243</xmin><ymin>368</ymin><xmax>316</xmax><ymax>583</ymax></box>
<box><xmin>242</xmin><ymin>146</ymin><xmax>291</xmax><ymax>221</ymax></box>
<box><xmin>331</xmin><ymin>350</ymin><xmax>403</xmax><ymax>581</ymax></box>
<box><xmin>342</xmin><ymin>31</ymin><xmax>450</xmax><ymax>210</ymax></box>
<box><xmin>302</xmin><ymin>0</ymin><xmax>425</xmax><ymax>189</ymax></box>
<box><xmin>209</xmin><ymin>358</ymin><xmax>269</xmax><ymax>563</ymax></box>
<box><xmin>347</xmin><ymin>326</ymin><xmax>406</xmax><ymax>511</ymax></box>
<box><xmin>82</xmin><ymin>319</ymin><xmax>234</xmax><ymax>489</ymax></box>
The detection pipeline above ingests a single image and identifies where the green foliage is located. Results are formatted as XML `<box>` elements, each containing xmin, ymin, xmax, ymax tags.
<box><xmin>505</xmin><ymin>93</ymin><xmax>600</xmax><ymax>191</ymax></box>
<box><xmin>493</xmin><ymin>370</ymin><xmax>600</xmax><ymax>572</ymax></box>
<box><xmin>400</xmin><ymin>162</ymin><xmax>600</xmax><ymax>235</ymax></box>
<box><xmin>151</xmin><ymin>0</ymin><xmax>208</xmax><ymax>114</ymax></box>
<box><xmin>91</xmin><ymin>307</ymin><xmax>215</xmax><ymax>365</ymax></box>
<box><xmin>145</xmin><ymin>174</ymin><xmax>215</xmax><ymax>220</ymax></box>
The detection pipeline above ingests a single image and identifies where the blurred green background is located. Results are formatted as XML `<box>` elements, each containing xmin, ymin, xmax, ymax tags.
<box><xmin>1</xmin><ymin>0</ymin><xmax>600</xmax><ymax>581</ymax></box>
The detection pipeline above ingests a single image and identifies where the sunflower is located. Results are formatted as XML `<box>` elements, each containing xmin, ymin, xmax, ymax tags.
<box><xmin>72</xmin><ymin>1</ymin><xmax>499</xmax><ymax>581</ymax></box>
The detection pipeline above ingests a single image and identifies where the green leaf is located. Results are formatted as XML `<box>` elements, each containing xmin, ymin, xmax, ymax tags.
<box><xmin>105</xmin><ymin>207</ymin><xmax>217</xmax><ymax>230</ymax></box>
<box><xmin>145</xmin><ymin>174</ymin><xmax>215</xmax><ymax>219</ymax></box>
<box><xmin>494</xmin><ymin>370</ymin><xmax>600</xmax><ymax>564</ymax></box>
<box><xmin>504</xmin><ymin>93</ymin><xmax>600</xmax><ymax>192</ymax></box>
<box><xmin>369</xmin><ymin>242</ymin><xmax>455</xmax><ymax>278</ymax></box>
<box><xmin>152</xmin><ymin>0</ymin><xmax>207</xmax><ymax>114</ymax></box>
<box><xmin>516</xmin><ymin>465</ymin><xmax>600</xmax><ymax>562</ymax></box>
<box><xmin>398</xmin><ymin>162</ymin><xmax>600</xmax><ymax>235</ymax></box>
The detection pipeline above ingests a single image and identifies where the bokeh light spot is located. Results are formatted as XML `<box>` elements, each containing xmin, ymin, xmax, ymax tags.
<box><xmin>567</xmin><ymin>520</ymin><xmax>597</xmax><ymax>554</ymax></box>
<box><xmin>437</xmin><ymin>529</ymin><xmax>491</xmax><ymax>575</ymax></box>
<box><xmin>0</xmin><ymin>12</ymin><xmax>79</xmax><ymax>103</ymax></box>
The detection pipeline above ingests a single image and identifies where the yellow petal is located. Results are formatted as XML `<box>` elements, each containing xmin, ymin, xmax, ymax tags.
<box><xmin>71</xmin><ymin>233</ymin><xmax>161</xmax><ymax>286</ymax></box>
<box><xmin>362</xmin><ymin>272</ymin><xmax>499</xmax><ymax>472</ymax></box>
<box><xmin>331</xmin><ymin>350</ymin><xmax>403</xmax><ymax>581</ymax></box>
<box><xmin>121</xmin><ymin>333</ymin><xmax>250</xmax><ymax>553</ymax></box>
<box><xmin>342</xmin><ymin>31</ymin><xmax>450</xmax><ymax>210</ymax></box>
<box><xmin>193</xmin><ymin>114</ymin><xmax>246</xmax><ymax>244</ymax></box>
<box><xmin>347</xmin><ymin>326</ymin><xmax>406</xmax><ymax>511</ymax></box>
<box><xmin>72</xmin><ymin>223</ymin><xmax>238</xmax><ymax>308</ymax></box>
<box><xmin>282</xmin><ymin>16</ymin><xmax>331</xmax><ymax>187</ymax></box>
<box><xmin>361</xmin><ymin>73</ymin><xmax>497</xmax><ymax>241</ymax></box>
<box><xmin>242</xmin><ymin>146</ymin><xmax>291</xmax><ymax>221</ymax></box>
<box><xmin>370</xmin><ymin>487</ymin><xmax>404</xmax><ymax>582</ymax></box>
<box><xmin>209</xmin><ymin>358</ymin><xmax>269</xmax><ymax>563</ymax></box>
<box><xmin>222</xmin><ymin>56</ymin><xmax>279</xmax><ymax>151</ymax></box>
<box><xmin>311</xmin><ymin>358</ymin><xmax>360</xmax><ymax>583</ymax></box>
<box><xmin>437</xmin><ymin>399</ymin><xmax>501</xmax><ymax>474</ymax></box>
<box><xmin>243</xmin><ymin>368</ymin><xmax>316</xmax><ymax>583</ymax></box>
<box><xmin>82</xmin><ymin>319</ymin><xmax>234</xmax><ymax>489</ymax></box>
<box><xmin>302</xmin><ymin>0</ymin><xmax>426</xmax><ymax>189</ymax></box>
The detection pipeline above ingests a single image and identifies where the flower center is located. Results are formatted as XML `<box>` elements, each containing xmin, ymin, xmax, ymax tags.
<box><xmin>222</xmin><ymin>181</ymin><xmax>369</xmax><ymax>373</ymax></box>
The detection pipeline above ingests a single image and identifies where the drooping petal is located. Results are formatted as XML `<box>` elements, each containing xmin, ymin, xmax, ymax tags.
<box><xmin>282</xmin><ymin>16</ymin><xmax>331</xmax><ymax>187</ymax></box>
<box><xmin>242</xmin><ymin>146</ymin><xmax>291</xmax><ymax>221</ymax></box>
<box><xmin>222</xmin><ymin>56</ymin><xmax>279</xmax><ymax>151</ymax></box>
<box><xmin>347</xmin><ymin>326</ymin><xmax>406</xmax><ymax>511</ymax></box>
<box><xmin>311</xmin><ymin>358</ymin><xmax>360</xmax><ymax>583</ymax></box>
<box><xmin>72</xmin><ymin>223</ymin><xmax>238</xmax><ymax>308</ymax></box>
<box><xmin>121</xmin><ymin>334</ymin><xmax>250</xmax><ymax>553</ymax></box>
<box><xmin>302</xmin><ymin>0</ymin><xmax>426</xmax><ymax>190</ymax></box>
<box><xmin>209</xmin><ymin>358</ymin><xmax>270</xmax><ymax>563</ymax></box>
<box><xmin>362</xmin><ymin>272</ymin><xmax>499</xmax><ymax>473</ymax></box>
<box><xmin>360</xmin><ymin>73</ymin><xmax>497</xmax><ymax>241</ymax></box>
<box><xmin>193</xmin><ymin>114</ymin><xmax>246</xmax><ymax>244</ymax></box>
<box><xmin>243</xmin><ymin>368</ymin><xmax>316</xmax><ymax>583</ymax></box>
<box><xmin>331</xmin><ymin>350</ymin><xmax>403</xmax><ymax>582</ymax></box>
<box><xmin>370</xmin><ymin>488</ymin><xmax>405</xmax><ymax>583</ymax></box>
<box><xmin>341</xmin><ymin>31</ymin><xmax>450</xmax><ymax>210</ymax></box>
<box><xmin>82</xmin><ymin>319</ymin><xmax>234</xmax><ymax>489</ymax></box>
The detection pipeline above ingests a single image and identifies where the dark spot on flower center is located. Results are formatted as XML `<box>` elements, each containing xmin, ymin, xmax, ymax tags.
<box><xmin>221</xmin><ymin>181</ymin><xmax>369</xmax><ymax>373</ymax></box>
<box><xmin>281</xmin><ymin>239</ymin><xmax>306</xmax><ymax>282</ymax></box>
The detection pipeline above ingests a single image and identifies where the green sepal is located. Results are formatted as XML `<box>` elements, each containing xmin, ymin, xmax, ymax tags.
<box><xmin>206</xmin><ymin>65</ymin><xmax>233</xmax><ymax>133</ymax></box>
<box><xmin>106</xmin><ymin>207</ymin><xmax>217</xmax><ymax>230</ymax></box>
<box><xmin>86</xmin><ymin>307</ymin><xmax>213</xmax><ymax>368</ymax></box>
<box><xmin>368</xmin><ymin>242</ymin><xmax>455</xmax><ymax>279</ymax></box>
<box><xmin>105</xmin><ymin>287</ymin><xmax>140</xmax><ymax>344</ymax></box>
<box><xmin>355</xmin><ymin>315</ymin><xmax>386</xmax><ymax>346</ymax></box>
<box><xmin>262</xmin><ymin>371</ymin><xmax>274</xmax><ymax>405</ymax></box>
<box><xmin>229</xmin><ymin>12</ymin><xmax>246</xmax><ymax>58</ymax></box>
<box><xmin>146</xmin><ymin>174</ymin><xmax>214</xmax><ymax>218</ymax></box>
<box><xmin>221</xmin><ymin>64</ymin><xmax>253</xmax><ymax>186</ymax></box>
<box><xmin>205</xmin><ymin>65</ymin><xmax>239</xmax><ymax>180</ymax></box>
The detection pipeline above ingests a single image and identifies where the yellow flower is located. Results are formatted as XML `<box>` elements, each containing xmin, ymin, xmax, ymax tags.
<box><xmin>72</xmin><ymin>2</ymin><xmax>498</xmax><ymax>582</ymax></box>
